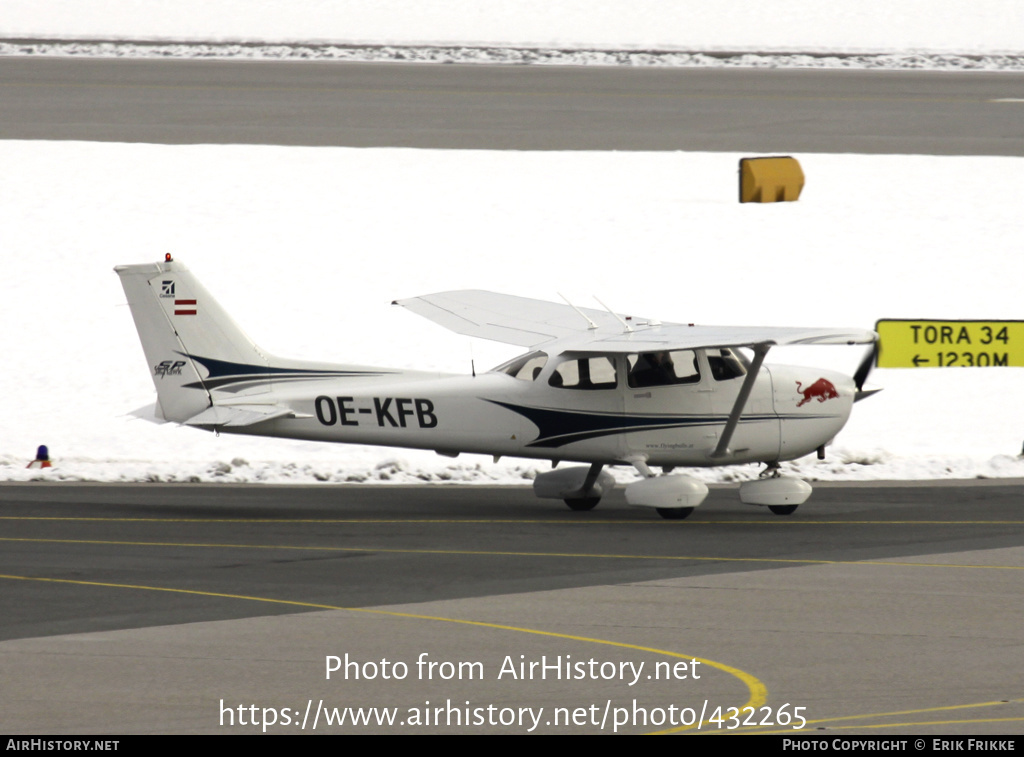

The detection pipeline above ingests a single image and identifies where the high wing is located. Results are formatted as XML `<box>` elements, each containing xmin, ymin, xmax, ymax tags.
<box><xmin>394</xmin><ymin>290</ymin><xmax>876</xmax><ymax>352</ymax></box>
<box><xmin>395</xmin><ymin>290</ymin><xmax>625</xmax><ymax>347</ymax></box>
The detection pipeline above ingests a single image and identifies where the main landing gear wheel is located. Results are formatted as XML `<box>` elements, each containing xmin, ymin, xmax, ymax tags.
<box><xmin>564</xmin><ymin>497</ymin><xmax>600</xmax><ymax>511</ymax></box>
<box><xmin>768</xmin><ymin>504</ymin><xmax>799</xmax><ymax>516</ymax></box>
<box><xmin>656</xmin><ymin>507</ymin><xmax>695</xmax><ymax>520</ymax></box>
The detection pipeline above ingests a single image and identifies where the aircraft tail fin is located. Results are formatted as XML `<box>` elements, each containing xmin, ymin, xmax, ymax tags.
<box><xmin>117</xmin><ymin>258</ymin><xmax>404</xmax><ymax>426</ymax></box>
<box><xmin>115</xmin><ymin>258</ymin><xmax>273</xmax><ymax>423</ymax></box>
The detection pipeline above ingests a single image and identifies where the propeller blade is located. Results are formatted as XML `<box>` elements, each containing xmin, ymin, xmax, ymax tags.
<box><xmin>853</xmin><ymin>341</ymin><xmax>881</xmax><ymax>402</ymax></box>
<box><xmin>853</xmin><ymin>342</ymin><xmax>877</xmax><ymax>390</ymax></box>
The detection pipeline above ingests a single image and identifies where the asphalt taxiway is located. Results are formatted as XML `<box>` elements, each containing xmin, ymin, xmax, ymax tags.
<box><xmin>3</xmin><ymin>57</ymin><xmax>1024</xmax><ymax>154</ymax></box>
<box><xmin>1</xmin><ymin>481</ymin><xmax>1022</xmax><ymax>734</ymax></box>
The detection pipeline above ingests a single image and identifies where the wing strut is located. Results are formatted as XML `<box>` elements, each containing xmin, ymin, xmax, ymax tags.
<box><xmin>710</xmin><ymin>343</ymin><xmax>770</xmax><ymax>460</ymax></box>
<box><xmin>557</xmin><ymin>293</ymin><xmax>599</xmax><ymax>330</ymax></box>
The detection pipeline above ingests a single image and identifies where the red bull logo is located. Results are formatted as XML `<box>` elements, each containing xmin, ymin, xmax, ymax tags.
<box><xmin>796</xmin><ymin>378</ymin><xmax>839</xmax><ymax>407</ymax></box>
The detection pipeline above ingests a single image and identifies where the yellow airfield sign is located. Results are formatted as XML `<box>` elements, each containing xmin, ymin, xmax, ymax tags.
<box><xmin>876</xmin><ymin>320</ymin><xmax>1024</xmax><ymax>368</ymax></box>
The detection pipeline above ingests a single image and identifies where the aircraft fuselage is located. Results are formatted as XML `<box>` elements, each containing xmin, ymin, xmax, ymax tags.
<box><xmin>216</xmin><ymin>357</ymin><xmax>853</xmax><ymax>468</ymax></box>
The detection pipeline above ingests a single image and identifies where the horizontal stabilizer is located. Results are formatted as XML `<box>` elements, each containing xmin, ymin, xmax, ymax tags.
<box><xmin>128</xmin><ymin>403</ymin><xmax>168</xmax><ymax>425</ymax></box>
<box><xmin>184</xmin><ymin>404</ymin><xmax>295</xmax><ymax>428</ymax></box>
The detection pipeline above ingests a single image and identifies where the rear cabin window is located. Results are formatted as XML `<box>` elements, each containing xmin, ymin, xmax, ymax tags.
<box><xmin>499</xmin><ymin>352</ymin><xmax>548</xmax><ymax>381</ymax></box>
<box><xmin>548</xmin><ymin>356</ymin><xmax>617</xmax><ymax>390</ymax></box>
<box><xmin>627</xmin><ymin>350</ymin><xmax>701</xmax><ymax>388</ymax></box>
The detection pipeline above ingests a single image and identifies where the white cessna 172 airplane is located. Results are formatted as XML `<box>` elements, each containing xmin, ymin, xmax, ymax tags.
<box><xmin>116</xmin><ymin>256</ymin><xmax>878</xmax><ymax>520</ymax></box>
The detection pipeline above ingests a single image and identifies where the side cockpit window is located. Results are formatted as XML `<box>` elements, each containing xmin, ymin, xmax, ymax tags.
<box><xmin>548</xmin><ymin>356</ymin><xmax>617</xmax><ymax>390</ymax></box>
<box><xmin>627</xmin><ymin>350</ymin><xmax>700</xmax><ymax>388</ymax></box>
<box><xmin>707</xmin><ymin>348</ymin><xmax>747</xmax><ymax>381</ymax></box>
<box><xmin>498</xmin><ymin>352</ymin><xmax>548</xmax><ymax>381</ymax></box>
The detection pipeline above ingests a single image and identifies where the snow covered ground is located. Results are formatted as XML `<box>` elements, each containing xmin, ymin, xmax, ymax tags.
<box><xmin>2</xmin><ymin>143</ymin><xmax>1023</xmax><ymax>484</ymax></box>
<box><xmin>2</xmin><ymin>3</ymin><xmax>1023</xmax><ymax>484</ymax></box>
<box><xmin>1</xmin><ymin>0</ymin><xmax>1020</xmax><ymax>54</ymax></box>
<box><xmin>2</xmin><ymin>1</ymin><xmax>1024</xmax><ymax>69</ymax></box>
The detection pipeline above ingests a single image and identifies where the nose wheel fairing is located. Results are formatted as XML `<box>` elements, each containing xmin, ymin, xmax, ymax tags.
<box><xmin>739</xmin><ymin>476</ymin><xmax>812</xmax><ymax>506</ymax></box>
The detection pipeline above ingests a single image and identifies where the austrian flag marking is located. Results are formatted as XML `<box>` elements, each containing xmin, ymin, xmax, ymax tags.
<box><xmin>174</xmin><ymin>299</ymin><xmax>197</xmax><ymax>316</ymax></box>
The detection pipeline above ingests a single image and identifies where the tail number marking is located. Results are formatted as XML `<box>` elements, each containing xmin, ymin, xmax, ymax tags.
<box><xmin>314</xmin><ymin>396</ymin><xmax>437</xmax><ymax>429</ymax></box>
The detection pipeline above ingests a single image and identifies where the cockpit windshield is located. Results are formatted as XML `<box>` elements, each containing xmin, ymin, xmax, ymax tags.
<box><xmin>707</xmin><ymin>348</ymin><xmax>747</xmax><ymax>381</ymax></box>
